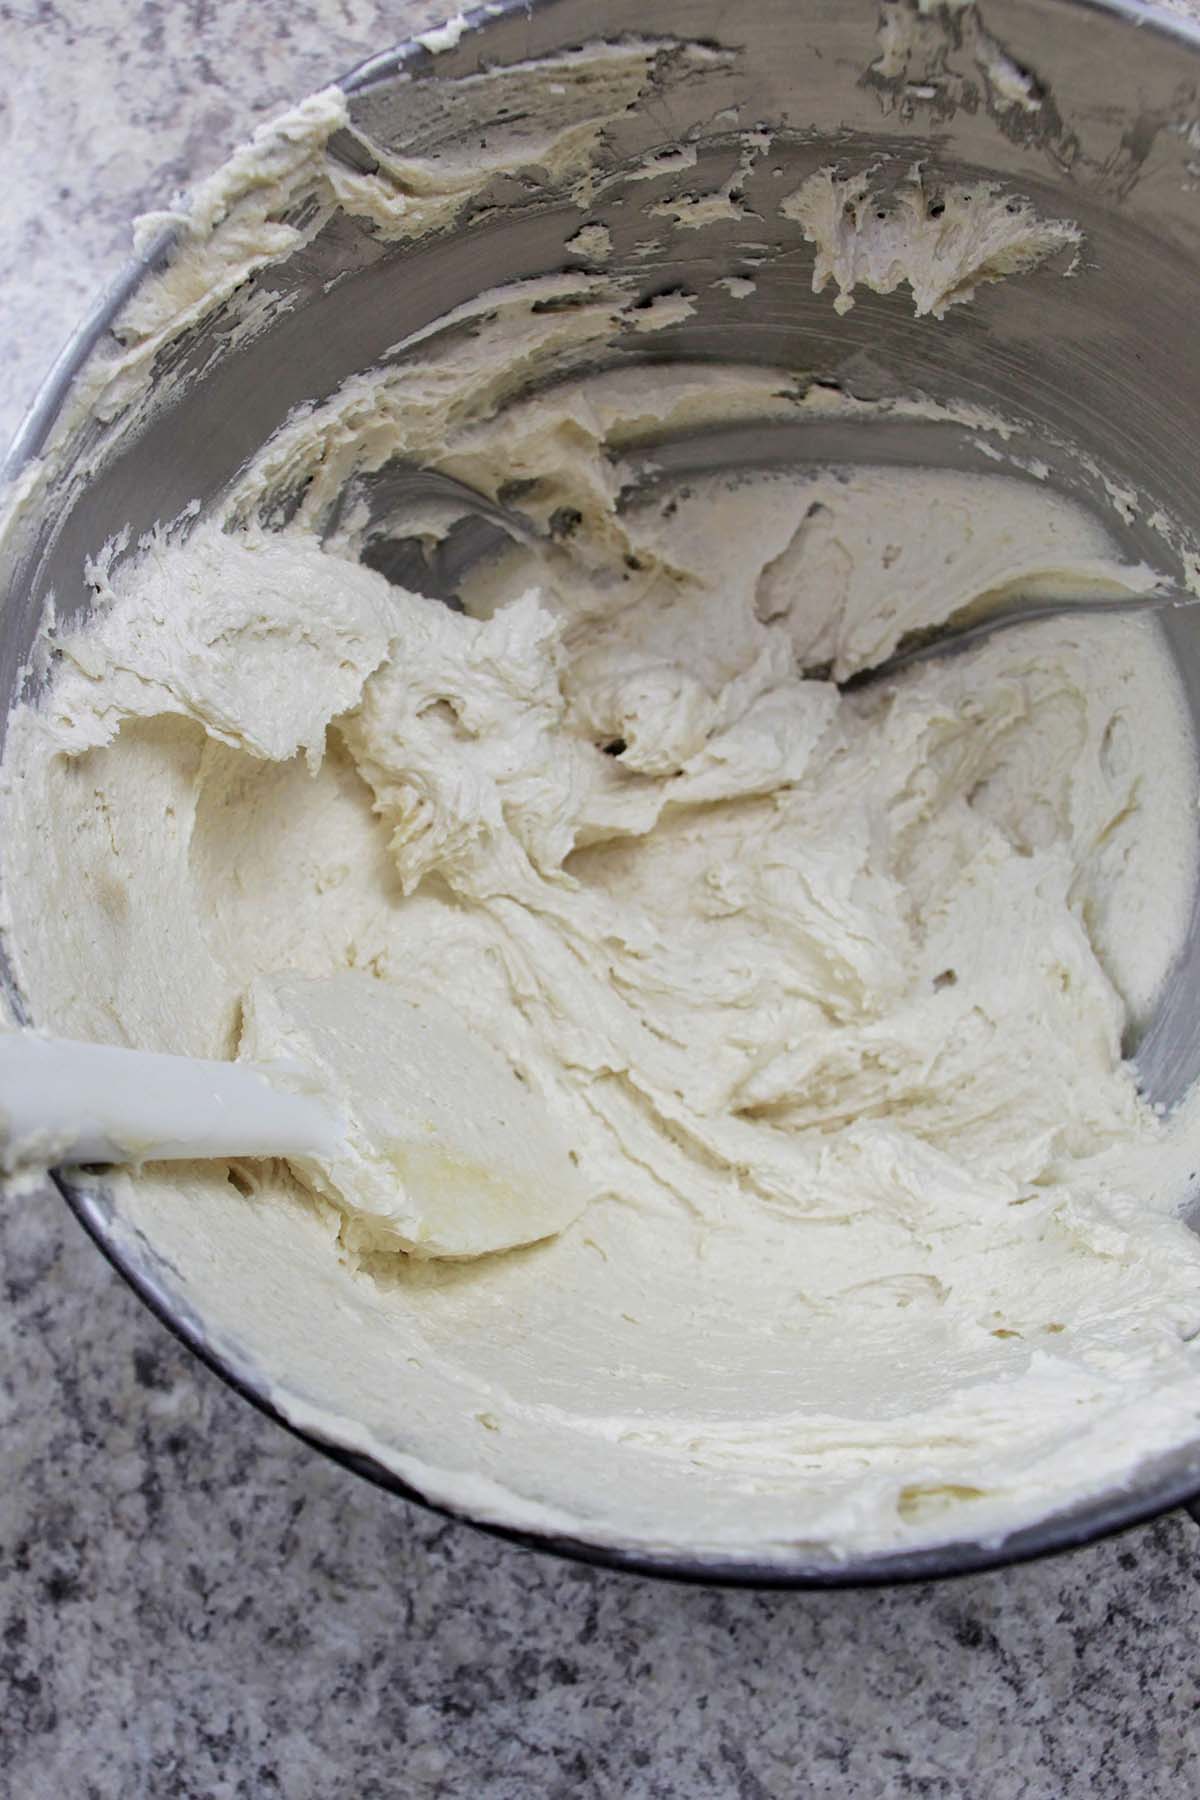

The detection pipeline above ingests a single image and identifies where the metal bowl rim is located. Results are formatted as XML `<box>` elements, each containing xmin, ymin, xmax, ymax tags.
<box><xmin>9</xmin><ymin>0</ymin><xmax>1200</xmax><ymax>1586</ymax></box>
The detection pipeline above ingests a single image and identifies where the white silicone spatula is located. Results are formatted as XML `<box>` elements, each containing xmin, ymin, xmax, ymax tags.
<box><xmin>0</xmin><ymin>971</ymin><xmax>589</xmax><ymax>1258</ymax></box>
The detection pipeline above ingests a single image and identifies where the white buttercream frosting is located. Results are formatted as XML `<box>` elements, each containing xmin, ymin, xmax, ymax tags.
<box><xmin>3</xmin><ymin>59</ymin><xmax>1200</xmax><ymax>1562</ymax></box>
<box><xmin>5</xmin><ymin>353</ymin><xmax>1200</xmax><ymax>1560</ymax></box>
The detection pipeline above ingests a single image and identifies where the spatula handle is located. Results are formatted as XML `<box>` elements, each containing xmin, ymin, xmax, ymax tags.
<box><xmin>0</xmin><ymin>1031</ymin><xmax>342</xmax><ymax>1170</ymax></box>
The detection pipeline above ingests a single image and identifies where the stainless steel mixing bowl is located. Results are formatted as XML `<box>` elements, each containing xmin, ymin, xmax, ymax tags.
<box><xmin>5</xmin><ymin>0</ymin><xmax>1200</xmax><ymax>1584</ymax></box>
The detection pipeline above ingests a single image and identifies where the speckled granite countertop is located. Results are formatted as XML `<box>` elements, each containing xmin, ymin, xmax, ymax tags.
<box><xmin>2</xmin><ymin>5</ymin><xmax>1200</xmax><ymax>1796</ymax></box>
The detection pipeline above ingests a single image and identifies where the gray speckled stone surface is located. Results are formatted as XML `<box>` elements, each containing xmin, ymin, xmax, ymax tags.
<box><xmin>2</xmin><ymin>4</ymin><xmax>1200</xmax><ymax>1795</ymax></box>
